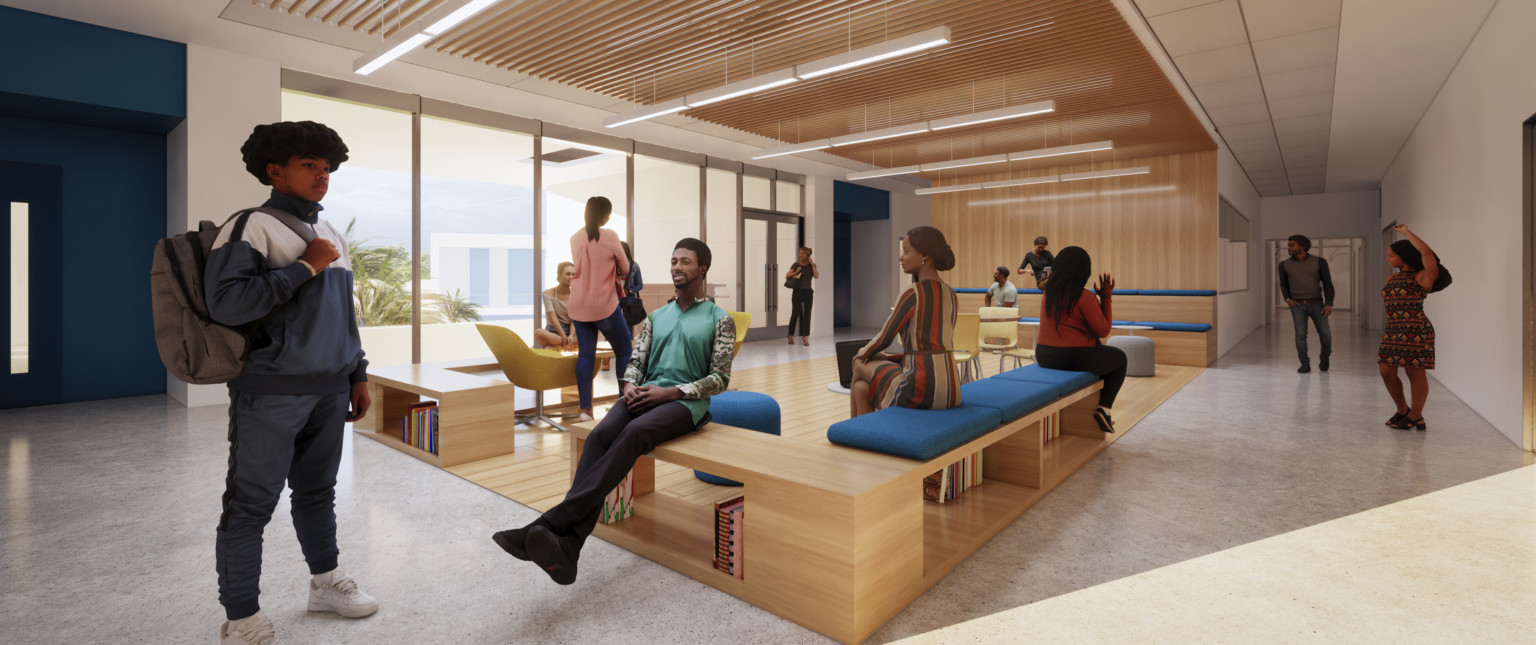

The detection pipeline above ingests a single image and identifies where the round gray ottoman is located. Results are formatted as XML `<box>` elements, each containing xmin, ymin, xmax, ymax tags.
<box><xmin>1107</xmin><ymin>335</ymin><xmax>1156</xmax><ymax>377</ymax></box>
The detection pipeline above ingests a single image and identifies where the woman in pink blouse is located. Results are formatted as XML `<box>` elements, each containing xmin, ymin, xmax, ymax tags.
<box><xmin>568</xmin><ymin>196</ymin><xmax>632</xmax><ymax>421</ymax></box>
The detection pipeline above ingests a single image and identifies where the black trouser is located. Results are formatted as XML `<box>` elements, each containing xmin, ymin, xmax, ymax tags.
<box><xmin>1036</xmin><ymin>344</ymin><xmax>1127</xmax><ymax>408</ymax></box>
<box><xmin>542</xmin><ymin>400</ymin><xmax>702</xmax><ymax>550</ymax></box>
<box><xmin>787</xmin><ymin>288</ymin><xmax>813</xmax><ymax>337</ymax></box>
<box><xmin>217</xmin><ymin>390</ymin><xmax>347</xmax><ymax>621</ymax></box>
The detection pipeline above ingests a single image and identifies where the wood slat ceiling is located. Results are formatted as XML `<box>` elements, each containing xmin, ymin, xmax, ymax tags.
<box><xmin>257</xmin><ymin>0</ymin><xmax>1213</xmax><ymax>181</ymax></box>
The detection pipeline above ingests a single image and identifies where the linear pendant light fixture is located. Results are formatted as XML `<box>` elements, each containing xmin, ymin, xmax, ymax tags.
<box><xmin>604</xmin><ymin>26</ymin><xmax>952</xmax><ymax>128</ymax></box>
<box><xmin>913</xmin><ymin>165</ymin><xmax>1150</xmax><ymax>196</ymax></box>
<box><xmin>845</xmin><ymin>140</ymin><xmax>1112</xmax><ymax>181</ymax></box>
<box><xmin>354</xmin><ymin>0</ymin><xmax>504</xmax><ymax>75</ymax></box>
<box><xmin>751</xmin><ymin>98</ymin><xmax>1055</xmax><ymax>159</ymax></box>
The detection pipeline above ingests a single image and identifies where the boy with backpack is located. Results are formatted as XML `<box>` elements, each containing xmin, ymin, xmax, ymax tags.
<box><xmin>207</xmin><ymin>121</ymin><xmax>377</xmax><ymax>644</ymax></box>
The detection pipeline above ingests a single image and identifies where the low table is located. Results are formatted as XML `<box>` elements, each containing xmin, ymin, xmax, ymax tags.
<box><xmin>354</xmin><ymin>363</ymin><xmax>519</xmax><ymax>468</ymax></box>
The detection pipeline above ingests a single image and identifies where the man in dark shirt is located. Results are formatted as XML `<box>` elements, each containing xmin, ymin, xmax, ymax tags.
<box><xmin>1278</xmin><ymin>235</ymin><xmax>1335</xmax><ymax>373</ymax></box>
<box><xmin>1017</xmin><ymin>236</ymin><xmax>1054</xmax><ymax>287</ymax></box>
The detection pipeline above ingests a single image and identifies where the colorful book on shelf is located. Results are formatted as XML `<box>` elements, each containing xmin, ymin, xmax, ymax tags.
<box><xmin>1042</xmin><ymin>409</ymin><xmax>1060</xmax><ymax>444</ymax></box>
<box><xmin>599</xmin><ymin>467</ymin><xmax>636</xmax><ymax>524</ymax></box>
<box><xmin>923</xmin><ymin>452</ymin><xmax>982</xmax><ymax>503</ymax></box>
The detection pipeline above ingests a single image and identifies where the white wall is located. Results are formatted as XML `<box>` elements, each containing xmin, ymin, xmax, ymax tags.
<box><xmin>1216</xmin><ymin>144</ymin><xmax>1264</xmax><ymax>357</ymax></box>
<box><xmin>166</xmin><ymin>44</ymin><xmax>280</xmax><ymax>408</ymax></box>
<box><xmin>1379</xmin><ymin>0</ymin><xmax>1531</xmax><ymax>448</ymax></box>
<box><xmin>1259</xmin><ymin>190</ymin><xmax>1383</xmax><ymax>329</ymax></box>
<box><xmin>805</xmin><ymin>175</ymin><xmax>835</xmax><ymax>337</ymax></box>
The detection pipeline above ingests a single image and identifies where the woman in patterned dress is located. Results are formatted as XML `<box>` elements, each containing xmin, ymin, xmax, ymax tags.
<box><xmin>1379</xmin><ymin>223</ymin><xmax>1440</xmax><ymax>430</ymax></box>
<box><xmin>849</xmin><ymin>226</ymin><xmax>961</xmax><ymax>419</ymax></box>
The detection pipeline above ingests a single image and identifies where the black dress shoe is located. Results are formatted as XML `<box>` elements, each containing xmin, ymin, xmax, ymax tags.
<box><xmin>1297</xmin><ymin>364</ymin><xmax>1311</xmax><ymax>373</ymax></box>
<box><xmin>492</xmin><ymin>528</ymin><xmax>532</xmax><ymax>561</ymax></box>
<box><xmin>1319</xmin><ymin>357</ymin><xmax>1329</xmax><ymax>372</ymax></box>
<box><xmin>527</xmin><ymin>525</ymin><xmax>579</xmax><ymax>585</ymax></box>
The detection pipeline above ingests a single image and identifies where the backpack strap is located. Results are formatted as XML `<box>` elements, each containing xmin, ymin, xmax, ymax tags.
<box><xmin>223</xmin><ymin>206</ymin><xmax>320</xmax><ymax>245</ymax></box>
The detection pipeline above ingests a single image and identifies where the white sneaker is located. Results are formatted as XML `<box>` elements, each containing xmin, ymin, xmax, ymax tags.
<box><xmin>307</xmin><ymin>569</ymin><xmax>379</xmax><ymax>618</ymax></box>
<box><xmin>220</xmin><ymin>610</ymin><xmax>281</xmax><ymax>645</ymax></box>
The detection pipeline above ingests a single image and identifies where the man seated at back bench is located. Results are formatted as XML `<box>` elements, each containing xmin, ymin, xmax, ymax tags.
<box><xmin>492</xmin><ymin>237</ymin><xmax>736</xmax><ymax>584</ymax></box>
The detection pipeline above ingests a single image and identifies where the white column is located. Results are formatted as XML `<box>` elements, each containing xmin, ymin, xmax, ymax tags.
<box><xmin>166</xmin><ymin>44</ymin><xmax>281</xmax><ymax>408</ymax></box>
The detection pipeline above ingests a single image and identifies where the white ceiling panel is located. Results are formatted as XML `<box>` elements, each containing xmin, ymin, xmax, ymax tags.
<box><xmin>1268</xmin><ymin>92</ymin><xmax>1334</xmax><ymax>119</ymax></box>
<box><xmin>1252</xmin><ymin>27</ymin><xmax>1340</xmax><ymax>76</ymax></box>
<box><xmin>1230</xmin><ymin>136</ymin><xmax>1280</xmax><ymax>154</ymax></box>
<box><xmin>1136</xmin><ymin>0</ymin><xmax>1223</xmax><ymax>18</ymax></box>
<box><xmin>1172</xmin><ymin>44</ymin><xmax>1259</xmax><ymax>85</ymax></box>
<box><xmin>1284</xmin><ymin>155</ymin><xmax>1329</xmax><ymax>167</ymax></box>
<box><xmin>1240</xmin><ymin>158</ymin><xmax>1284</xmax><ymax>171</ymax></box>
<box><xmin>1282</xmin><ymin>144</ymin><xmax>1330</xmax><ymax>158</ymax></box>
<box><xmin>1277</xmin><ymin>130</ymin><xmax>1330</xmax><ymax>147</ymax></box>
<box><xmin>1261</xmin><ymin>64</ymin><xmax>1337</xmax><ymax>99</ymax></box>
<box><xmin>1240</xmin><ymin>0</ymin><xmax>1342</xmax><ymax>42</ymax></box>
<box><xmin>1147</xmin><ymin>1</ymin><xmax>1248</xmax><ymax>57</ymax></box>
<box><xmin>1192</xmin><ymin>76</ymin><xmax>1266</xmax><ymax>108</ymax></box>
<box><xmin>1272</xmin><ymin>113</ymin><xmax>1332</xmax><ymax>135</ymax></box>
<box><xmin>1207</xmin><ymin>100</ymin><xmax>1272</xmax><ymax>126</ymax></box>
<box><xmin>1218</xmin><ymin>120</ymin><xmax>1276</xmax><ymax>141</ymax></box>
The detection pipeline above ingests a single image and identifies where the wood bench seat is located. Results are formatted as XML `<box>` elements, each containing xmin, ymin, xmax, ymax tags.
<box><xmin>570</xmin><ymin>379</ymin><xmax>1106</xmax><ymax>644</ymax></box>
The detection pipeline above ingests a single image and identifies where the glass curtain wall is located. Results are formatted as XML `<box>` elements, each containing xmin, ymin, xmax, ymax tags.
<box><xmin>541</xmin><ymin>138</ymin><xmax>628</xmax><ymax>303</ymax></box>
<box><xmin>704</xmin><ymin>168</ymin><xmax>739</xmax><ymax>312</ymax></box>
<box><xmin>280</xmin><ymin>91</ymin><xmax>414</xmax><ymax>367</ymax></box>
<box><xmin>419</xmin><ymin>116</ymin><xmax>535</xmax><ymax>363</ymax></box>
<box><xmin>633</xmin><ymin>155</ymin><xmax>700</xmax><ymax>306</ymax></box>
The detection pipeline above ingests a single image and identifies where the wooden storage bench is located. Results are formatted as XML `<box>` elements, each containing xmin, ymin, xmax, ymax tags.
<box><xmin>353</xmin><ymin>363</ymin><xmax>519</xmax><ymax>468</ymax></box>
<box><xmin>569</xmin><ymin>379</ymin><xmax>1106</xmax><ymax>644</ymax></box>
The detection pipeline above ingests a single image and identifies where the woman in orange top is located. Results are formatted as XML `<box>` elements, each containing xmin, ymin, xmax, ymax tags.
<box><xmin>567</xmin><ymin>196</ymin><xmax>632</xmax><ymax>421</ymax></box>
<box><xmin>849</xmin><ymin>226</ymin><xmax>962</xmax><ymax>419</ymax></box>
<box><xmin>1036</xmin><ymin>246</ymin><xmax>1125</xmax><ymax>433</ymax></box>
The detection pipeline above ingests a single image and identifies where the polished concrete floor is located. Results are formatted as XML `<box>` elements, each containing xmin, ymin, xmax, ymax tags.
<box><xmin>0</xmin><ymin>312</ymin><xmax>1529</xmax><ymax>643</ymax></box>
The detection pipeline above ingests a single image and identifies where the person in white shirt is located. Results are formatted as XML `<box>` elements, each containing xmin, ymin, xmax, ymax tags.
<box><xmin>984</xmin><ymin>266</ymin><xmax>1018</xmax><ymax>308</ymax></box>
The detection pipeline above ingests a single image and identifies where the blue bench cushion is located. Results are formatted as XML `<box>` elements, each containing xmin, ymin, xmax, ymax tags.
<box><xmin>1018</xmin><ymin>288</ymin><xmax>1044</xmax><ymax>294</ymax></box>
<box><xmin>696</xmin><ymin>391</ymin><xmax>782</xmax><ymax>486</ymax></box>
<box><xmin>1136</xmin><ymin>289</ymin><xmax>1217</xmax><ymax>296</ymax></box>
<box><xmin>959</xmin><ymin>378</ymin><xmax>1059</xmax><ymax>422</ymax></box>
<box><xmin>827</xmin><ymin>405</ymin><xmax>1003</xmax><ymax>461</ymax></box>
<box><xmin>993</xmin><ymin>364</ymin><xmax>1099</xmax><ymax>396</ymax></box>
<box><xmin>1018</xmin><ymin>316</ymin><xmax>1040</xmax><ymax>323</ymax></box>
<box><xmin>953</xmin><ymin>287</ymin><xmax>990</xmax><ymax>294</ymax></box>
<box><xmin>1132</xmin><ymin>321</ymin><xmax>1213</xmax><ymax>332</ymax></box>
<box><xmin>1090</xmin><ymin>289</ymin><xmax>1140</xmax><ymax>296</ymax></box>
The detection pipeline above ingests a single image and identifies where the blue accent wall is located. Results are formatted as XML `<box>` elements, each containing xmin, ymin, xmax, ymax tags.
<box><xmin>0</xmin><ymin>117</ymin><xmax>168</xmax><ymax>403</ymax></box>
<box><xmin>833</xmin><ymin>181</ymin><xmax>890</xmax><ymax>222</ymax></box>
<box><xmin>0</xmin><ymin>6</ymin><xmax>185</xmax><ymax>133</ymax></box>
<box><xmin>0</xmin><ymin>7</ymin><xmax>185</xmax><ymax>406</ymax></box>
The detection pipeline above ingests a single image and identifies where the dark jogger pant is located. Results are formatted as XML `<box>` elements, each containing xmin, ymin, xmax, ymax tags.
<box><xmin>1035</xmin><ymin>343</ymin><xmax>1128</xmax><ymax>408</ymax></box>
<box><xmin>542</xmin><ymin>400</ymin><xmax>701</xmax><ymax>549</ymax></box>
<box><xmin>216</xmin><ymin>390</ymin><xmax>347</xmax><ymax>620</ymax></box>
<box><xmin>787</xmin><ymin>288</ymin><xmax>814</xmax><ymax>337</ymax></box>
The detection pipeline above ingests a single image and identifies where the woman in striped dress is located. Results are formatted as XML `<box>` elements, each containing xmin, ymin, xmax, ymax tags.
<box><xmin>1379</xmin><ymin>223</ymin><xmax>1441</xmax><ymax>431</ymax></box>
<box><xmin>849</xmin><ymin>226</ymin><xmax>962</xmax><ymax>418</ymax></box>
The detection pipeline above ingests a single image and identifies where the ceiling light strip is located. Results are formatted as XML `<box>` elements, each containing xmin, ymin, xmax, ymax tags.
<box><xmin>914</xmin><ymin>182</ymin><xmax>984</xmax><ymax>196</ymax></box>
<box><xmin>353</xmin><ymin>0</ymin><xmax>504</xmax><ymax>75</ymax></box>
<box><xmin>752</xmin><ymin>139</ymin><xmax>833</xmax><ymax>160</ymax></box>
<box><xmin>929</xmin><ymin>100</ymin><xmax>1055</xmax><ymax>131</ymax></box>
<box><xmin>794</xmin><ymin>26</ymin><xmax>952</xmax><ymax>79</ymax></box>
<box><xmin>846</xmin><ymin>164</ymin><xmax>924</xmax><ymax>180</ymax></box>
<box><xmin>1058</xmin><ymin>166</ymin><xmax>1150</xmax><ymax>181</ymax></box>
<box><xmin>602</xmin><ymin>97</ymin><xmax>689</xmax><ymax>128</ymax></box>
<box><xmin>845</xmin><ymin>141</ymin><xmax>1113</xmax><ymax>182</ymax></box>
<box><xmin>605</xmin><ymin>26</ymin><xmax>952</xmax><ymax>127</ymax></box>
<box><xmin>829</xmin><ymin>123</ymin><xmax>933</xmax><ymax>147</ymax></box>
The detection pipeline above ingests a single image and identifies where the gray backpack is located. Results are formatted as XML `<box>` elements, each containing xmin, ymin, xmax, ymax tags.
<box><xmin>151</xmin><ymin>207</ymin><xmax>317</xmax><ymax>384</ymax></box>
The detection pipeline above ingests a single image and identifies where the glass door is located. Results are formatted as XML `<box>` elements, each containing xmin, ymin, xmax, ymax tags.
<box><xmin>741</xmin><ymin>210</ymin><xmax>801</xmax><ymax>341</ymax></box>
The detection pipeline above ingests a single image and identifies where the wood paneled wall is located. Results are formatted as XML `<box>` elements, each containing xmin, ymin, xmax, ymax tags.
<box><xmin>932</xmin><ymin>150</ymin><xmax>1218</xmax><ymax>290</ymax></box>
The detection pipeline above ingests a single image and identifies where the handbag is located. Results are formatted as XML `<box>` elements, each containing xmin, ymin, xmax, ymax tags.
<box><xmin>620</xmin><ymin>295</ymin><xmax>647</xmax><ymax>326</ymax></box>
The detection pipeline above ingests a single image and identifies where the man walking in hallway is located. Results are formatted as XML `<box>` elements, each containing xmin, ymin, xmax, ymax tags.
<box><xmin>1278</xmin><ymin>234</ymin><xmax>1335</xmax><ymax>373</ymax></box>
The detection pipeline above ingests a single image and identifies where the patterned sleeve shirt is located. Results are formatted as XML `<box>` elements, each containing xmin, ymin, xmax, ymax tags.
<box><xmin>622</xmin><ymin>298</ymin><xmax>736</xmax><ymax>424</ymax></box>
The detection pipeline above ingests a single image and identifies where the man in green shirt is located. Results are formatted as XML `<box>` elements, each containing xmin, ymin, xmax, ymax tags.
<box><xmin>492</xmin><ymin>237</ymin><xmax>736</xmax><ymax>585</ymax></box>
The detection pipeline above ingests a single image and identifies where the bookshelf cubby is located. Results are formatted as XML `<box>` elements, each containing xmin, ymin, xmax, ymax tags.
<box><xmin>353</xmin><ymin>363</ymin><xmax>519</xmax><ymax>468</ymax></box>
